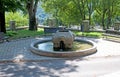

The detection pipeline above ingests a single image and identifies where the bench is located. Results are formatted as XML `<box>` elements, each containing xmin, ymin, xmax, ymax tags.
<box><xmin>0</xmin><ymin>32</ymin><xmax>9</xmax><ymax>43</ymax></box>
<box><xmin>44</xmin><ymin>27</ymin><xmax>65</xmax><ymax>35</ymax></box>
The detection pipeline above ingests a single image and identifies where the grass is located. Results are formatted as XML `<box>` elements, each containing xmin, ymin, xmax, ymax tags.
<box><xmin>6</xmin><ymin>28</ymin><xmax>102</xmax><ymax>40</ymax></box>
<box><xmin>73</xmin><ymin>31</ymin><xmax>102</xmax><ymax>38</ymax></box>
<box><xmin>6</xmin><ymin>28</ymin><xmax>44</xmax><ymax>40</ymax></box>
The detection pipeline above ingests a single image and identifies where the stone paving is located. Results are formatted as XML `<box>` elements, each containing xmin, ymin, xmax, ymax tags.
<box><xmin>0</xmin><ymin>37</ymin><xmax>56</xmax><ymax>62</ymax></box>
<box><xmin>0</xmin><ymin>36</ymin><xmax>120</xmax><ymax>62</ymax></box>
<box><xmin>0</xmin><ymin>36</ymin><xmax>120</xmax><ymax>77</ymax></box>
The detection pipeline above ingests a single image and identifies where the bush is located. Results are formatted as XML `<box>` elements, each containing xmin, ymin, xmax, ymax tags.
<box><xmin>5</xmin><ymin>12</ymin><xmax>28</xmax><ymax>28</ymax></box>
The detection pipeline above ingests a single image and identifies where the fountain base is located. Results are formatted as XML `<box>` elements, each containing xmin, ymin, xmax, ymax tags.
<box><xmin>30</xmin><ymin>38</ymin><xmax>97</xmax><ymax>58</ymax></box>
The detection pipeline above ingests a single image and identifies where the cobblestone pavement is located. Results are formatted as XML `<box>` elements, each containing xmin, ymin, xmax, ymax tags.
<box><xmin>0</xmin><ymin>37</ymin><xmax>56</xmax><ymax>62</ymax></box>
<box><xmin>0</xmin><ymin>36</ymin><xmax>120</xmax><ymax>62</ymax></box>
<box><xmin>0</xmin><ymin>36</ymin><xmax>120</xmax><ymax>77</ymax></box>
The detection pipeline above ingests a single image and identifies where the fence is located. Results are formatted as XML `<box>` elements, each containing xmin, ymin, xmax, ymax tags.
<box><xmin>6</xmin><ymin>21</ymin><xmax>28</xmax><ymax>31</ymax></box>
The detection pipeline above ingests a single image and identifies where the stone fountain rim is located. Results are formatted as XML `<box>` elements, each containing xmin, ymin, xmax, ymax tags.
<box><xmin>30</xmin><ymin>38</ymin><xmax>97</xmax><ymax>58</ymax></box>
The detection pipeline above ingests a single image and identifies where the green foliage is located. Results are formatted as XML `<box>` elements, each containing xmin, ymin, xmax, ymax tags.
<box><xmin>6</xmin><ymin>31</ymin><xmax>17</xmax><ymax>37</ymax></box>
<box><xmin>41</xmin><ymin>0</ymin><xmax>120</xmax><ymax>29</ymax></box>
<box><xmin>42</xmin><ymin>0</ymin><xmax>84</xmax><ymax>26</ymax></box>
<box><xmin>6</xmin><ymin>28</ymin><xmax>44</xmax><ymax>40</ymax></box>
<box><xmin>73</xmin><ymin>31</ymin><xmax>83</xmax><ymax>36</ymax></box>
<box><xmin>83</xmin><ymin>32</ymin><xmax>102</xmax><ymax>38</ymax></box>
<box><xmin>5</xmin><ymin>12</ymin><xmax>28</xmax><ymax>27</ymax></box>
<box><xmin>1</xmin><ymin>0</ymin><xmax>24</xmax><ymax>12</ymax></box>
<box><xmin>0</xmin><ymin>0</ymin><xmax>26</xmax><ymax>33</ymax></box>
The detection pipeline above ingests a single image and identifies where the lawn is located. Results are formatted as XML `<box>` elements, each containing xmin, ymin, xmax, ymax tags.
<box><xmin>6</xmin><ymin>28</ymin><xmax>44</xmax><ymax>40</ymax></box>
<box><xmin>6</xmin><ymin>28</ymin><xmax>102</xmax><ymax>40</ymax></box>
<box><xmin>73</xmin><ymin>31</ymin><xmax>102</xmax><ymax>38</ymax></box>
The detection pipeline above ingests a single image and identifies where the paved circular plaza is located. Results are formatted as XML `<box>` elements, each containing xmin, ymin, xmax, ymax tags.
<box><xmin>0</xmin><ymin>36</ymin><xmax>120</xmax><ymax>77</ymax></box>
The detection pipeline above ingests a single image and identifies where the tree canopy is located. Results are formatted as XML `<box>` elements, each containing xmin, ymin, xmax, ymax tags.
<box><xmin>0</xmin><ymin>0</ymin><xmax>39</xmax><ymax>33</ymax></box>
<box><xmin>41</xmin><ymin>0</ymin><xmax>120</xmax><ymax>29</ymax></box>
<box><xmin>1</xmin><ymin>0</ymin><xmax>120</xmax><ymax>33</ymax></box>
<box><xmin>0</xmin><ymin>0</ymin><xmax>23</xmax><ymax>33</ymax></box>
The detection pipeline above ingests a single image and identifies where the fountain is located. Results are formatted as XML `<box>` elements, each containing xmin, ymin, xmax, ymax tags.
<box><xmin>52</xmin><ymin>30</ymin><xmax>75</xmax><ymax>50</ymax></box>
<box><xmin>30</xmin><ymin>30</ymin><xmax>97</xmax><ymax>58</ymax></box>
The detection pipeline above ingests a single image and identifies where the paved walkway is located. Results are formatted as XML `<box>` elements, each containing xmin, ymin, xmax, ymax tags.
<box><xmin>0</xmin><ymin>37</ymin><xmax>56</xmax><ymax>62</ymax></box>
<box><xmin>0</xmin><ymin>36</ymin><xmax>120</xmax><ymax>77</ymax></box>
<box><xmin>0</xmin><ymin>36</ymin><xmax>120</xmax><ymax>62</ymax></box>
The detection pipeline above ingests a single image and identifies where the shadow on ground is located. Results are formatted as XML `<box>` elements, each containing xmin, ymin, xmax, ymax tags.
<box><xmin>0</xmin><ymin>58</ymin><xmax>84</xmax><ymax>77</ymax></box>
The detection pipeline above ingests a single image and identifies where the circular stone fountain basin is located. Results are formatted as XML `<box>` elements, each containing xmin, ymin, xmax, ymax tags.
<box><xmin>30</xmin><ymin>38</ymin><xmax>97</xmax><ymax>58</ymax></box>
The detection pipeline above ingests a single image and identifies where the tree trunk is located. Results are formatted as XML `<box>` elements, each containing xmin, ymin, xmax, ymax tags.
<box><xmin>102</xmin><ymin>9</ymin><xmax>108</xmax><ymax>30</ymax></box>
<box><xmin>0</xmin><ymin>4</ymin><xmax>6</xmax><ymax>33</ymax></box>
<box><xmin>29</xmin><ymin>13</ymin><xmax>37</xmax><ymax>31</ymax></box>
<box><xmin>107</xmin><ymin>9</ymin><xmax>111</xmax><ymax>29</ymax></box>
<box><xmin>86</xmin><ymin>0</ymin><xmax>91</xmax><ymax>25</ymax></box>
<box><xmin>102</xmin><ymin>13</ymin><xmax>105</xmax><ymax>30</ymax></box>
<box><xmin>27</xmin><ymin>0</ymin><xmax>39</xmax><ymax>31</ymax></box>
<box><xmin>89</xmin><ymin>14</ymin><xmax>91</xmax><ymax>25</ymax></box>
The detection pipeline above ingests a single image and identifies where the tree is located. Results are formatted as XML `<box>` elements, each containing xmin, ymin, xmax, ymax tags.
<box><xmin>0</xmin><ymin>0</ymin><xmax>5</xmax><ymax>33</ymax></box>
<box><xmin>41</xmin><ymin>0</ymin><xmax>120</xmax><ymax>29</ymax></box>
<box><xmin>26</xmin><ymin>0</ymin><xmax>39</xmax><ymax>31</ymax></box>
<box><xmin>42</xmin><ymin>0</ymin><xmax>93</xmax><ymax>26</ymax></box>
<box><xmin>42</xmin><ymin>0</ymin><xmax>86</xmax><ymax>26</ymax></box>
<box><xmin>106</xmin><ymin>0</ymin><xmax>120</xmax><ymax>29</ymax></box>
<box><xmin>0</xmin><ymin>0</ymin><xmax>39</xmax><ymax>33</ymax></box>
<box><xmin>0</xmin><ymin>0</ymin><xmax>23</xmax><ymax>33</ymax></box>
<box><xmin>94</xmin><ymin>0</ymin><xmax>120</xmax><ymax>29</ymax></box>
<box><xmin>85</xmin><ymin>0</ymin><xmax>95</xmax><ymax>25</ymax></box>
<box><xmin>93</xmin><ymin>0</ymin><xmax>108</xmax><ymax>29</ymax></box>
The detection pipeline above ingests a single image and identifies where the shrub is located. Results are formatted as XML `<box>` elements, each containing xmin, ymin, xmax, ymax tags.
<box><xmin>5</xmin><ymin>12</ymin><xmax>28</xmax><ymax>28</ymax></box>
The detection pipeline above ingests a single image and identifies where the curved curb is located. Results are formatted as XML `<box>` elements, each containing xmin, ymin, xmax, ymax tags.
<box><xmin>30</xmin><ymin>38</ymin><xmax>97</xmax><ymax>58</ymax></box>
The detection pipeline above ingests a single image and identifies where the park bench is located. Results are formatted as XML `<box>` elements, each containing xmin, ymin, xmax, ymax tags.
<box><xmin>0</xmin><ymin>32</ymin><xmax>9</xmax><ymax>43</ymax></box>
<box><xmin>44</xmin><ymin>27</ymin><xmax>65</xmax><ymax>35</ymax></box>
